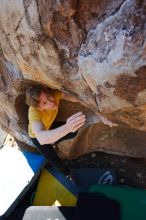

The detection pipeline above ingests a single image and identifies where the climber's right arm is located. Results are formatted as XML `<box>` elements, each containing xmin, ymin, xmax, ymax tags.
<box><xmin>32</xmin><ymin>121</ymin><xmax>69</xmax><ymax>145</ymax></box>
<box><xmin>32</xmin><ymin>112</ymin><xmax>86</xmax><ymax>145</ymax></box>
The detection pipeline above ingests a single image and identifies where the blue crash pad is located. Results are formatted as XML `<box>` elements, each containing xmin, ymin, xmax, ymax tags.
<box><xmin>70</xmin><ymin>168</ymin><xmax>117</xmax><ymax>192</ymax></box>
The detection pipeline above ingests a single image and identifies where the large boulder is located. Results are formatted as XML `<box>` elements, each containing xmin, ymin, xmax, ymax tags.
<box><xmin>0</xmin><ymin>0</ymin><xmax>146</xmax><ymax>158</ymax></box>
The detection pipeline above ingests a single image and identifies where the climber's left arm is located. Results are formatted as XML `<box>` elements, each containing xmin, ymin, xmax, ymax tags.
<box><xmin>62</xmin><ymin>92</ymin><xmax>118</xmax><ymax>127</ymax></box>
<box><xmin>99</xmin><ymin>115</ymin><xmax>118</xmax><ymax>127</ymax></box>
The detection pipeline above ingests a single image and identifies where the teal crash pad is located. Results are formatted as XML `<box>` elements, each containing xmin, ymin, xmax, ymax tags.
<box><xmin>90</xmin><ymin>184</ymin><xmax>146</xmax><ymax>220</ymax></box>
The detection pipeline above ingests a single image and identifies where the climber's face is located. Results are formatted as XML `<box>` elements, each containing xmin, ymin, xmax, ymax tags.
<box><xmin>38</xmin><ymin>91</ymin><xmax>58</xmax><ymax>110</ymax></box>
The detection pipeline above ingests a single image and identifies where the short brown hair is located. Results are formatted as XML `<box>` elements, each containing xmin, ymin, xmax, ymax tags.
<box><xmin>25</xmin><ymin>85</ymin><xmax>52</xmax><ymax>107</ymax></box>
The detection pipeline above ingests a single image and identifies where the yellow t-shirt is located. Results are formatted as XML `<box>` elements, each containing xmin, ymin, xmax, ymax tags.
<box><xmin>28</xmin><ymin>91</ymin><xmax>62</xmax><ymax>138</ymax></box>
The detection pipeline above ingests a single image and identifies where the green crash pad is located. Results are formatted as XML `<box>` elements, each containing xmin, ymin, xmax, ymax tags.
<box><xmin>90</xmin><ymin>184</ymin><xmax>146</xmax><ymax>220</ymax></box>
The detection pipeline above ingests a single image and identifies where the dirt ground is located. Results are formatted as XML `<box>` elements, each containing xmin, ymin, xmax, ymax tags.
<box><xmin>65</xmin><ymin>152</ymin><xmax>146</xmax><ymax>189</ymax></box>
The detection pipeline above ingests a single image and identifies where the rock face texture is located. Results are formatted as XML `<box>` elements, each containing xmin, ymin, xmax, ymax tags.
<box><xmin>0</xmin><ymin>0</ymin><xmax>146</xmax><ymax>158</ymax></box>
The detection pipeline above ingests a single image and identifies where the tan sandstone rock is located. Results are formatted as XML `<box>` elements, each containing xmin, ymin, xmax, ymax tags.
<box><xmin>0</xmin><ymin>0</ymin><xmax>146</xmax><ymax>158</ymax></box>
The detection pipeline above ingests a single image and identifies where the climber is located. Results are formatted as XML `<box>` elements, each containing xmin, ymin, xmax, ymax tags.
<box><xmin>26</xmin><ymin>85</ymin><xmax>86</xmax><ymax>177</ymax></box>
<box><xmin>26</xmin><ymin>85</ymin><xmax>117</xmax><ymax>177</ymax></box>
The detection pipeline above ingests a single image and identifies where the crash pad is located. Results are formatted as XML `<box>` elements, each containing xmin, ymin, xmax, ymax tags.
<box><xmin>71</xmin><ymin>168</ymin><xmax>117</xmax><ymax>192</ymax></box>
<box><xmin>33</xmin><ymin>167</ymin><xmax>77</xmax><ymax>207</ymax></box>
<box><xmin>90</xmin><ymin>184</ymin><xmax>146</xmax><ymax>220</ymax></box>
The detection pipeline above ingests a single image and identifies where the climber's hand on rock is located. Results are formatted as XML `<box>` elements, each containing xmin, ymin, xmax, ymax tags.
<box><xmin>100</xmin><ymin>116</ymin><xmax>118</xmax><ymax>127</ymax></box>
<box><xmin>66</xmin><ymin>112</ymin><xmax>86</xmax><ymax>132</ymax></box>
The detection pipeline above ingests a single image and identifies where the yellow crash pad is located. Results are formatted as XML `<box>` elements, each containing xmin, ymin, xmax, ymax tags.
<box><xmin>33</xmin><ymin>168</ymin><xmax>77</xmax><ymax>206</ymax></box>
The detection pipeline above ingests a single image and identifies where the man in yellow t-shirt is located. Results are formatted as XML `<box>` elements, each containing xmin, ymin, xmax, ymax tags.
<box><xmin>26</xmin><ymin>85</ymin><xmax>86</xmax><ymax>176</ymax></box>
